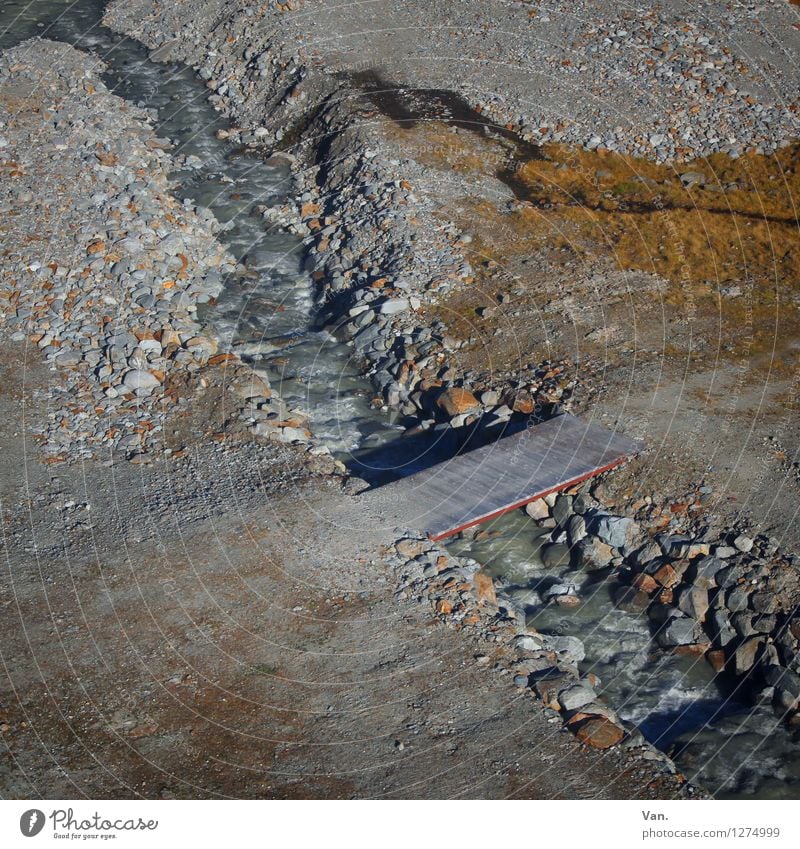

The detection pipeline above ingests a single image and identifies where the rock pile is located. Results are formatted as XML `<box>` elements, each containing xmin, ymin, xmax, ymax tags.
<box><xmin>519</xmin><ymin>487</ymin><xmax>800</xmax><ymax>723</ymax></box>
<box><xmin>389</xmin><ymin>532</ymin><xmax>696</xmax><ymax>789</ymax></box>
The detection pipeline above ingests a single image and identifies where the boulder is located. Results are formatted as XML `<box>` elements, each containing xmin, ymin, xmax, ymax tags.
<box><xmin>545</xmin><ymin>635</ymin><xmax>585</xmax><ymax>663</ymax></box>
<box><xmin>525</xmin><ymin>498</ymin><xmax>549</xmax><ymax>520</ymax></box>
<box><xmin>656</xmin><ymin>615</ymin><xmax>702</xmax><ymax>648</ymax></box>
<box><xmin>578</xmin><ymin>537</ymin><xmax>615</xmax><ymax>570</ymax></box>
<box><xmin>436</xmin><ymin>387</ymin><xmax>480</xmax><ymax>416</ymax></box>
<box><xmin>709</xmin><ymin>608</ymin><xmax>737</xmax><ymax>648</ymax></box>
<box><xmin>590</xmin><ymin>515</ymin><xmax>641</xmax><ymax>554</ymax></box>
<box><xmin>734</xmin><ymin>636</ymin><xmax>765</xmax><ymax>675</ymax></box>
<box><xmin>558</xmin><ymin>683</ymin><xmax>597</xmax><ymax>712</ymax></box>
<box><xmin>676</xmin><ymin>585</ymin><xmax>710</xmax><ymax>622</ymax></box>
<box><xmin>572</xmin><ymin>716</ymin><xmax>625</xmax><ymax>749</ymax></box>
<box><xmin>630</xmin><ymin>540</ymin><xmax>661</xmax><ymax>569</ymax></box>
<box><xmin>552</xmin><ymin>494</ymin><xmax>574</xmax><ymax>528</ymax></box>
<box><xmin>541</xmin><ymin>542</ymin><xmax>572</xmax><ymax>570</ymax></box>
<box><xmin>567</xmin><ymin>514</ymin><xmax>587</xmax><ymax>545</ymax></box>
<box><xmin>473</xmin><ymin>570</ymin><xmax>497</xmax><ymax>606</ymax></box>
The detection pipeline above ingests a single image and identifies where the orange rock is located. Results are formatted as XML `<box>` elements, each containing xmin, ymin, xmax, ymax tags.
<box><xmin>300</xmin><ymin>201</ymin><xmax>321</xmax><ymax>217</ymax></box>
<box><xmin>512</xmin><ymin>392</ymin><xmax>535</xmax><ymax>414</ymax></box>
<box><xmin>573</xmin><ymin>716</ymin><xmax>624</xmax><ymax>749</ymax></box>
<box><xmin>435</xmin><ymin>599</ymin><xmax>453</xmax><ymax>615</ymax></box>
<box><xmin>632</xmin><ymin>573</ymin><xmax>659</xmax><ymax>593</ymax></box>
<box><xmin>473</xmin><ymin>571</ymin><xmax>497</xmax><ymax>606</ymax></box>
<box><xmin>207</xmin><ymin>353</ymin><xmax>237</xmax><ymax>365</ymax></box>
<box><xmin>705</xmin><ymin>650</ymin><xmax>726</xmax><ymax>673</ymax></box>
<box><xmin>652</xmin><ymin>562</ymin><xmax>680</xmax><ymax>588</ymax></box>
<box><xmin>87</xmin><ymin>241</ymin><xmax>106</xmax><ymax>255</ymax></box>
<box><xmin>437</xmin><ymin>387</ymin><xmax>480</xmax><ymax>416</ymax></box>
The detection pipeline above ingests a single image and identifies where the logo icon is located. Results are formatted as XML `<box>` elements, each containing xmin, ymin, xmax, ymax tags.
<box><xmin>20</xmin><ymin>810</ymin><xmax>45</xmax><ymax>837</ymax></box>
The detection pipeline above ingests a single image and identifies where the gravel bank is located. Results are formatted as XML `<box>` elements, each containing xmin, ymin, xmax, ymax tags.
<box><xmin>0</xmin><ymin>39</ymin><xmax>311</xmax><ymax>466</ymax></box>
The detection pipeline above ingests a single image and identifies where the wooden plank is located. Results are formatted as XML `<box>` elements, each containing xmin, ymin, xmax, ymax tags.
<box><xmin>369</xmin><ymin>414</ymin><xmax>642</xmax><ymax>540</ymax></box>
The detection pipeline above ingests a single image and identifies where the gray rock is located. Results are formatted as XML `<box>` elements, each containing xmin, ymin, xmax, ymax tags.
<box><xmin>122</xmin><ymin>369</ymin><xmax>161</xmax><ymax>391</ymax></box>
<box><xmin>590</xmin><ymin>514</ymin><xmax>640</xmax><ymax>553</ymax></box>
<box><xmin>541</xmin><ymin>542</ymin><xmax>572</xmax><ymax>570</ymax></box>
<box><xmin>545</xmin><ymin>635</ymin><xmax>585</xmax><ymax>663</ymax></box>
<box><xmin>656</xmin><ymin>615</ymin><xmax>702</xmax><ymax>647</ymax></box>
<box><xmin>734</xmin><ymin>636</ymin><xmax>765</xmax><ymax>675</ymax></box>
<box><xmin>552</xmin><ymin>494</ymin><xmax>573</xmax><ymax>528</ymax></box>
<box><xmin>558</xmin><ymin>683</ymin><xmax>597</xmax><ymax>712</ymax></box>
<box><xmin>567</xmin><ymin>514</ymin><xmax>587</xmax><ymax>545</ymax></box>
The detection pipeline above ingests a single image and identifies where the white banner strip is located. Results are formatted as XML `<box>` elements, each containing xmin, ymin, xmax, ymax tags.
<box><xmin>0</xmin><ymin>800</ymin><xmax>796</xmax><ymax>849</ymax></box>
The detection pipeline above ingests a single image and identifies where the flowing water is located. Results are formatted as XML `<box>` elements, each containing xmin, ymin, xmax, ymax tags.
<box><xmin>2</xmin><ymin>0</ymin><xmax>799</xmax><ymax>799</ymax></box>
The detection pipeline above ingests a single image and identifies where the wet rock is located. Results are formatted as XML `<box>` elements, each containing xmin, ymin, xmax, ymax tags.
<box><xmin>545</xmin><ymin>635</ymin><xmax>585</xmax><ymax>663</ymax></box>
<box><xmin>541</xmin><ymin>542</ymin><xmax>572</xmax><ymax>569</ymax></box>
<box><xmin>655</xmin><ymin>615</ymin><xmax>703</xmax><ymax>648</ymax></box>
<box><xmin>613</xmin><ymin>585</ymin><xmax>650</xmax><ymax>614</ymax></box>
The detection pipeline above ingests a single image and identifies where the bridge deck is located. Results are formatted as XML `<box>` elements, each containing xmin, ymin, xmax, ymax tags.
<box><xmin>369</xmin><ymin>414</ymin><xmax>642</xmax><ymax>541</ymax></box>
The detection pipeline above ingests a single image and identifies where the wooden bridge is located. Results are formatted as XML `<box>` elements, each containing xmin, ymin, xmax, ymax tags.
<box><xmin>367</xmin><ymin>414</ymin><xmax>642</xmax><ymax>540</ymax></box>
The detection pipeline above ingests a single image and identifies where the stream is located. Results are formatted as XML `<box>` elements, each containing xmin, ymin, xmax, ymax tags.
<box><xmin>2</xmin><ymin>0</ymin><xmax>799</xmax><ymax>800</ymax></box>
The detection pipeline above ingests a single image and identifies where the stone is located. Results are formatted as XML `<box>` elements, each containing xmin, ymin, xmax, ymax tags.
<box><xmin>631</xmin><ymin>572</ymin><xmax>658</xmax><ymax>594</ymax></box>
<box><xmin>436</xmin><ymin>387</ymin><xmax>480</xmax><ymax>416</ymax></box>
<box><xmin>578</xmin><ymin>537</ymin><xmax>615</xmax><ymax>570</ymax></box>
<box><xmin>524</xmin><ymin>498</ymin><xmax>549</xmax><ymax>520</ymax></box>
<box><xmin>541</xmin><ymin>542</ymin><xmax>572</xmax><ymax>570</ymax></box>
<box><xmin>689</xmin><ymin>555</ymin><xmax>724</xmax><ymax>587</ymax></box>
<box><xmin>473</xmin><ymin>570</ymin><xmax>497</xmax><ymax>606</ymax></box>
<box><xmin>122</xmin><ymin>369</ymin><xmax>161</xmax><ymax>391</ymax></box>
<box><xmin>532</xmin><ymin>669</ymin><xmax>575</xmax><ymax>709</ymax></box>
<box><xmin>734</xmin><ymin>534</ymin><xmax>754</xmax><ymax>553</ymax></box>
<box><xmin>656</xmin><ymin>615</ymin><xmax>702</xmax><ymax>647</ymax></box>
<box><xmin>379</xmin><ymin>298</ymin><xmax>409</xmax><ymax>315</ymax></box>
<box><xmin>676</xmin><ymin>585</ymin><xmax>710</xmax><ymax>621</ymax></box>
<box><xmin>590</xmin><ymin>515</ymin><xmax>640</xmax><ymax>554</ymax></box>
<box><xmin>631</xmin><ymin>540</ymin><xmax>661</xmax><ymax>569</ymax></box>
<box><xmin>734</xmin><ymin>636</ymin><xmax>765</xmax><ymax>675</ymax></box>
<box><xmin>709</xmin><ymin>608</ymin><xmax>737</xmax><ymax>648</ymax></box>
<box><xmin>552</xmin><ymin>494</ymin><xmax>573</xmax><ymax>527</ymax></box>
<box><xmin>567</xmin><ymin>514</ymin><xmax>587</xmax><ymax>545</ymax></box>
<box><xmin>558</xmin><ymin>683</ymin><xmax>597</xmax><ymax>712</ymax></box>
<box><xmin>572</xmin><ymin>716</ymin><xmax>624</xmax><ymax>749</ymax></box>
<box><xmin>650</xmin><ymin>562</ymin><xmax>681</xmax><ymax>589</ymax></box>
<box><xmin>514</xmin><ymin>634</ymin><xmax>545</xmax><ymax>654</ymax></box>
<box><xmin>545</xmin><ymin>635</ymin><xmax>585</xmax><ymax>663</ymax></box>
<box><xmin>395</xmin><ymin>538</ymin><xmax>425</xmax><ymax>558</ymax></box>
